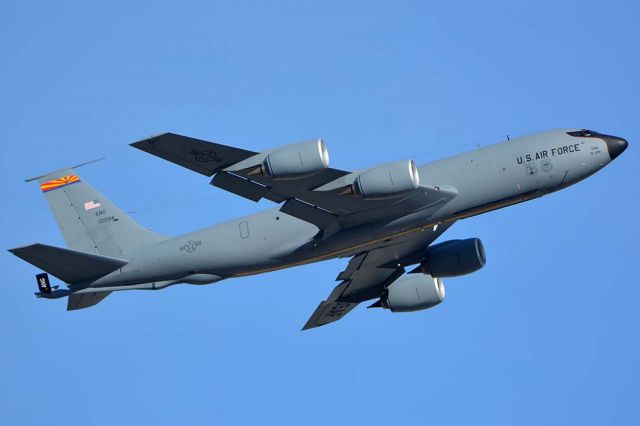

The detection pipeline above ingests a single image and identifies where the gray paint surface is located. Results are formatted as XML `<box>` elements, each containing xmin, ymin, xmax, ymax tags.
<box><xmin>9</xmin><ymin>128</ymin><xmax>628</xmax><ymax>327</ymax></box>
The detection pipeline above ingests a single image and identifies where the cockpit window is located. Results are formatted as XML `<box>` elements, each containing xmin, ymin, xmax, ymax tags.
<box><xmin>567</xmin><ymin>129</ymin><xmax>598</xmax><ymax>137</ymax></box>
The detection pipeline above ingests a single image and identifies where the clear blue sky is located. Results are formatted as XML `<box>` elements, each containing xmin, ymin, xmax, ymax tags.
<box><xmin>1</xmin><ymin>1</ymin><xmax>638</xmax><ymax>424</ymax></box>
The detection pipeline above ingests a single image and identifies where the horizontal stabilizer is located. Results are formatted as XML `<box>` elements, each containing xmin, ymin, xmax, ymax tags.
<box><xmin>67</xmin><ymin>291</ymin><xmax>112</xmax><ymax>310</ymax></box>
<box><xmin>8</xmin><ymin>243</ymin><xmax>127</xmax><ymax>284</ymax></box>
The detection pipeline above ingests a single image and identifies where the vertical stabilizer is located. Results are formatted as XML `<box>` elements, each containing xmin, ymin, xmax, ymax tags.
<box><xmin>31</xmin><ymin>165</ymin><xmax>165</xmax><ymax>257</ymax></box>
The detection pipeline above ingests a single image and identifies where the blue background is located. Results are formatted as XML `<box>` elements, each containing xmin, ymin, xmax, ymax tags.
<box><xmin>2</xmin><ymin>1</ymin><xmax>638</xmax><ymax>424</ymax></box>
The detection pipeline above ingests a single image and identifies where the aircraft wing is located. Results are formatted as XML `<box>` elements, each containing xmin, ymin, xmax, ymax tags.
<box><xmin>130</xmin><ymin>133</ymin><xmax>257</xmax><ymax>177</ymax></box>
<box><xmin>302</xmin><ymin>260</ymin><xmax>403</xmax><ymax>330</ymax></box>
<box><xmin>302</xmin><ymin>221</ymin><xmax>454</xmax><ymax>330</ymax></box>
<box><xmin>132</xmin><ymin>133</ymin><xmax>457</xmax><ymax>230</ymax></box>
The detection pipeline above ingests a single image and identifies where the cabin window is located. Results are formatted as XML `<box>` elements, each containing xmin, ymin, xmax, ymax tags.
<box><xmin>239</xmin><ymin>221</ymin><xmax>250</xmax><ymax>239</ymax></box>
<box><xmin>567</xmin><ymin>129</ymin><xmax>597</xmax><ymax>137</ymax></box>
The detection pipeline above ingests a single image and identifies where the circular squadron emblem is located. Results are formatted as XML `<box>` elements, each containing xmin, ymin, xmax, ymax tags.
<box><xmin>190</xmin><ymin>150</ymin><xmax>223</xmax><ymax>163</ymax></box>
<box><xmin>180</xmin><ymin>240</ymin><xmax>202</xmax><ymax>253</ymax></box>
<box><xmin>524</xmin><ymin>163</ymin><xmax>538</xmax><ymax>176</ymax></box>
<box><xmin>540</xmin><ymin>158</ymin><xmax>553</xmax><ymax>172</ymax></box>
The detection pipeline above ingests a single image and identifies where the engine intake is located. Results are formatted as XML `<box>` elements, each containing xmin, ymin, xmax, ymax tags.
<box><xmin>420</xmin><ymin>238</ymin><xmax>486</xmax><ymax>278</ymax></box>
<box><xmin>262</xmin><ymin>139</ymin><xmax>329</xmax><ymax>179</ymax></box>
<box><xmin>352</xmin><ymin>160</ymin><xmax>420</xmax><ymax>199</ymax></box>
<box><xmin>380</xmin><ymin>273</ymin><xmax>445</xmax><ymax>312</ymax></box>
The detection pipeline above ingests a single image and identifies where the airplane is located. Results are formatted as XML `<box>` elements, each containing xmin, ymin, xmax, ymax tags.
<box><xmin>9</xmin><ymin>129</ymin><xmax>628</xmax><ymax>329</ymax></box>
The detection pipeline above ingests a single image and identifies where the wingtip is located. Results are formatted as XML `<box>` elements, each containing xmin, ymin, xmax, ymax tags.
<box><xmin>301</xmin><ymin>321</ymin><xmax>319</xmax><ymax>331</ymax></box>
<box><xmin>130</xmin><ymin>132</ymin><xmax>173</xmax><ymax>148</ymax></box>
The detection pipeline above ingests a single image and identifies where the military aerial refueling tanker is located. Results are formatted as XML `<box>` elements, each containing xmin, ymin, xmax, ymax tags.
<box><xmin>9</xmin><ymin>129</ymin><xmax>628</xmax><ymax>329</ymax></box>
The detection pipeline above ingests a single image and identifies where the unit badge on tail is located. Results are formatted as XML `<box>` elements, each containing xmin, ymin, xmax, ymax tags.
<box><xmin>40</xmin><ymin>174</ymin><xmax>81</xmax><ymax>192</ymax></box>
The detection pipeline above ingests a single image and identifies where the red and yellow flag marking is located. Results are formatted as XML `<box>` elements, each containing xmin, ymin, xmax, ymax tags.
<box><xmin>40</xmin><ymin>174</ymin><xmax>81</xmax><ymax>192</ymax></box>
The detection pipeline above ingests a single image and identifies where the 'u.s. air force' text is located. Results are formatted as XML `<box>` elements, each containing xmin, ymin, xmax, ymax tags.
<box><xmin>516</xmin><ymin>143</ymin><xmax>580</xmax><ymax>164</ymax></box>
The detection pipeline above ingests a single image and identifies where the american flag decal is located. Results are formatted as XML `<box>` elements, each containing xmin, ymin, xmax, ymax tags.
<box><xmin>40</xmin><ymin>175</ymin><xmax>81</xmax><ymax>192</ymax></box>
<box><xmin>84</xmin><ymin>200</ymin><xmax>101</xmax><ymax>210</ymax></box>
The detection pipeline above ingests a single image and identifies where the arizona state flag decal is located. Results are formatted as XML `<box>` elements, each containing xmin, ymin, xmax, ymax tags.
<box><xmin>40</xmin><ymin>174</ymin><xmax>81</xmax><ymax>192</ymax></box>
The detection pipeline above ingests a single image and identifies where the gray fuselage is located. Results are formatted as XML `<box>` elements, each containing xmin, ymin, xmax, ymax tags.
<box><xmin>82</xmin><ymin>129</ymin><xmax>623</xmax><ymax>293</ymax></box>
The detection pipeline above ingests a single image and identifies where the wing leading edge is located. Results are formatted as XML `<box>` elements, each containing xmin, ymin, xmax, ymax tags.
<box><xmin>131</xmin><ymin>133</ymin><xmax>457</xmax><ymax>231</ymax></box>
<box><xmin>131</xmin><ymin>133</ymin><xmax>257</xmax><ymax>176</ymax></box>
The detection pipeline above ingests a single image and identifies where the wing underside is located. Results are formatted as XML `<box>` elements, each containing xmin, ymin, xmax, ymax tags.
<box><xmin>302</xmin><ymin>221</ymin><xmax>455</xmax><ymax>330</ymax></box>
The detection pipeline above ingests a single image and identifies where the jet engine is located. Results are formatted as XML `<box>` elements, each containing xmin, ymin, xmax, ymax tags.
<box><xmin>379</xmin><ymin>273</ymin><xmax>445</xmax><ymax>312</ymax></box>
<box><xmin>419</xmin><ymin>238</ymin><xmax>486</xmax><ymax>277</ymax></box>
<box><xmin>262</xmin><ymin>139</ymin><xmax>329</xmax><ymax>179</ymax></box>
<box><xmin>351</xmin><ymin>160</ymin><xmax>420</xmax><ymax>199</ymax></box>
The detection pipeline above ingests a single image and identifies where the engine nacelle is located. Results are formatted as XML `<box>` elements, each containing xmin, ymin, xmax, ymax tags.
<box><xmin>352</xmin><ymin>160</ymin><xmax>420</xmax><ymax>199</ymax></box>
<box><xmin>262</xmin><ymin>139</ymin><xmax>329</xmax><ymax>179</ymax></box>
<box><xmin>380</xmin><ymin>273</ymin><xmax>445</xmax><ymax>312</ymax></box>
<box><xmin>420</xmin><ymin>238</ymin><xmax>486</xmax><ymax>278</ymax></box>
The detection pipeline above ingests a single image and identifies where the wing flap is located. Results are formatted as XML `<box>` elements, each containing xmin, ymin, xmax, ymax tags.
<box><xmin>279</xmin><ymin>199</ymin><xmax>338</xmax><ymax>230</ymax></box>
<box><xmin>211</xmin><ymin>172</ymin><xmax>270</xmax><ymax>202</ymax></box>
<box><xmin>336</xmin><ymin>252</ymin><xmax>367</xmax><ymax>281</ymax></box>
<box><xmin>339</xmin><ymin>267</ymin><xmax>405</xmax><ymax>302</ymax></box>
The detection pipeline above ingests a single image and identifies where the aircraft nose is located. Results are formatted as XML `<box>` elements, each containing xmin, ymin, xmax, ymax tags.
<box><xmin>603</xmin><ymin>135</ymin><xmax>628</xmax><ymax>160</ymax></box>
